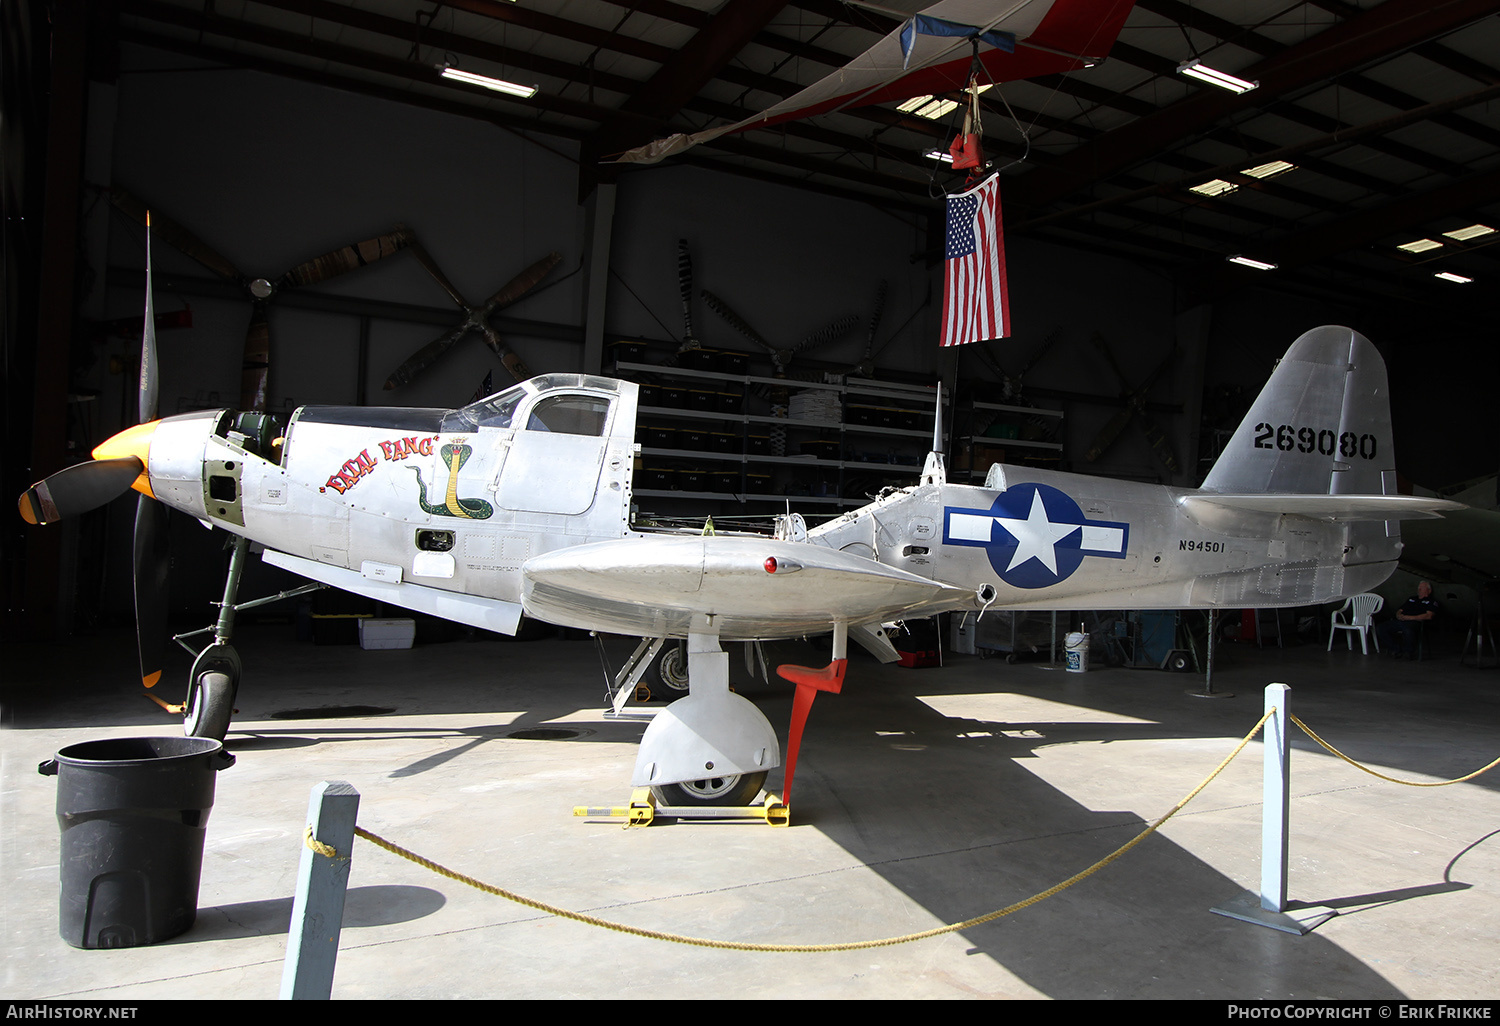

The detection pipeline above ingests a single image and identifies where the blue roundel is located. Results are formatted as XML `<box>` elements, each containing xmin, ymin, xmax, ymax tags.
<box><xmin>942</xmin><ymin>483</ymin><xmax>1131</xmax><ymax>590</ymax></box>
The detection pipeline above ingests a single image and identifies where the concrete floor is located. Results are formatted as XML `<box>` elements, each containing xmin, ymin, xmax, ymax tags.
<box><xmin>3</xmin><ymin>620</ymin><xmax>1498</xmax><ymax>1001</ymax></box>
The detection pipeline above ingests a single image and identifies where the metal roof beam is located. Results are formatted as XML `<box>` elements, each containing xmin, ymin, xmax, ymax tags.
<box><xmin>593</xmin><ymin>2</ymin><xmax>791</xmax><ymax>157</ymax></box>
<box><xmin>1010</xmin><ymin>0</ymin><xmax>1500</xmax><ymax>212</ymax></box>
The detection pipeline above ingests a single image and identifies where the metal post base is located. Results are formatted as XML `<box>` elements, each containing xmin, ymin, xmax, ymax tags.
<box><xmin>1210</xmin><ymin>893</ymin><xmax>1336</xmax><ymax>935</ymax></box>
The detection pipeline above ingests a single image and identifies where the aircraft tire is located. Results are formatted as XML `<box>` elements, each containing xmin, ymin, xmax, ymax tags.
<box><xmin>651</xmin><ymin>641</ymin><xmax>690</xmax><ymax>695</ymax></box>
<box><xmin>184</xmin><ymin>670</ymin><xmax>234</xmax><ymax>741</ymax></box>
<box><xmin>651</xmin><ymin>771</ymin><xmax>767</xmax><ymax>808</ymax></box>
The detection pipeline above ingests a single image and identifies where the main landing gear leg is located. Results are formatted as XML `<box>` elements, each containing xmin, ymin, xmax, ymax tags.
<box><xmin>632</xmin><ymin>631</ymin><xmax>779</xmax><ymax>808</ymax></box>
<box><xmin>159</xmin><ymin>535</ymin><xmax>321</xmax><ymax>740</ymax></box>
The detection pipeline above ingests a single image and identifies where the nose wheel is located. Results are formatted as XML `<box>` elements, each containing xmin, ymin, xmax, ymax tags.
<box><xmin>185</xmin><ymin>670</ymin><xmax>235</xmax><ymax>740</ymax></box>
<box><xmin>183</xmin><ymin>642</ymin><xmax>241</xmax><ymax>741</ymax></box>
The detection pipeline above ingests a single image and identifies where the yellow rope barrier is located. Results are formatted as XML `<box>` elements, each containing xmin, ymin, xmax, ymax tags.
<box><xmin>303</xmin><ymin>827</ymin><xmax>339</xmax><ymax>859</ymax></box>
<box><xmin>346</xmin><ymin>708</ymin><xmax>1277</xmax><ymax>953</ymax></box>
<box><xmin>1291</xmin><ymin>713</ymin><xmax>1500</xmax><ymax>786</ymax></box>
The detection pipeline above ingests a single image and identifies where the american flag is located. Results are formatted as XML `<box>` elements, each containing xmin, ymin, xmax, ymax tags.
<box><xmin>468</xmin><ymin>370</ymin><xmax>494</xmax><ymax>405</ymax></box>
<box><xmin>940</xmin><ymin>173</ymin><xmax>1009</xmax><ymax>347</ymax></box>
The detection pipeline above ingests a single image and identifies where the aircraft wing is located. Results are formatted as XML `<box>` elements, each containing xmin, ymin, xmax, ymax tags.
<box><xmin>262</xmin><ymin>550</ymin><xmax>526</xmax><ymax>635</ymax></box>
<box><xmin>1180</xmin><ymin>494</ymin><xmax>1466</xmax><ymax>522</ymax></box>
<box><xmin>614</xmin><ymin>0</ymin><xmax>1137</xmax><ymax>164</ymax></box>
<box><xmin>522</xmin><ymin>535</ymin><xmax>976</xmax><ymax>640</ymax></box>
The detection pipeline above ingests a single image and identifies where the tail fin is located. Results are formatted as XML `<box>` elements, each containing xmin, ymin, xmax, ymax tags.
<box><xmin>1201</xmin><ymin>325</ymin><xmax>1394</xmax><ymax>496</ymax></box>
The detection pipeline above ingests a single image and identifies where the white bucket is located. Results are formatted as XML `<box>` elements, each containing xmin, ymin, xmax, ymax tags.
<box><xmin>1065</xmin><ymin>632</ymin><xmax>1089</xmax><ymax>673</ymax></box>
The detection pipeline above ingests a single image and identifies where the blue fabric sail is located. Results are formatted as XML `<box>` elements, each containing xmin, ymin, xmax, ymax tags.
<box><xmin>900</xmin><ymin>15</ymin><xmax>1016</xmax><ymax>70</ymax></box>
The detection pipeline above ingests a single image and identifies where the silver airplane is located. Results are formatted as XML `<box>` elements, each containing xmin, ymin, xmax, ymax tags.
<box><xmin>19</xmin><ymin>299</ymin><xmax>1462</xmax><ymax>807</ymax></box>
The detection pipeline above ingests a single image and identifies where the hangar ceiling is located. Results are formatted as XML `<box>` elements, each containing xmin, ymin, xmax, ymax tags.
<box><xmin>98</xmin><ymin>0</ymin><xmax>1500</xmax><ymax>314</ymax></box>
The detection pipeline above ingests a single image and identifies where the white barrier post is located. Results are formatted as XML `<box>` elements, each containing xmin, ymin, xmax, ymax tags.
<box><xmin>280</xmin><ymin>781</ymin><xmax>361</xmax><ymax>999</ymax></box>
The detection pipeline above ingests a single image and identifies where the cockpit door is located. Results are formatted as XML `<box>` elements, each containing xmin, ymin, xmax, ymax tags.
<box><xmin>495</xmin><ymin>393</ymin><xmax>613</xmax><ymax>515</ymax></box>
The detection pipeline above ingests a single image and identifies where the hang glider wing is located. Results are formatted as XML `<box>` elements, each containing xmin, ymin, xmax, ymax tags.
<box><xmin>614</xmin><ymin>0</ymin><xmax>1137</xmax><ymax>164</ymax></box>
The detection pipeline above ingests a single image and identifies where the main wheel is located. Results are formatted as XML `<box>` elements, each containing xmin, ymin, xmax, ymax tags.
<box><xmin>651</xmin><ymin>641</ymin><xmax>690</xmax><ymax>695</ymax></box>
<box><xmin>184</xmin><ymin>670</ymin><xmax>234</xmax><ymax>741</ymax></box>
<box><xmin>651</xmin><ymin>771</ymin><xmax>767</xmax><ymax>808</ymax></box>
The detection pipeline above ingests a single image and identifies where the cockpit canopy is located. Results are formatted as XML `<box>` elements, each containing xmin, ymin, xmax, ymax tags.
<box><xmin>440</xmin><ymin>373</ymin><xmax>629</xmax><ymax>437</ymax></box>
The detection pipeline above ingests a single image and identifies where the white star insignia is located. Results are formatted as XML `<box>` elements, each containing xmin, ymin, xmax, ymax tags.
<box><xmin>993</xmin><ymin>491</ymin><xmax>1079</xmax><ymax>574</ymax></box>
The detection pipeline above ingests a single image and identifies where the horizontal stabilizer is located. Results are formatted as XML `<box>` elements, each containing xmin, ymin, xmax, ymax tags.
<box><xmin>1181</xmin><ymin>493</ymin><xmax>1465</xmax><ymax>522</ymax></box>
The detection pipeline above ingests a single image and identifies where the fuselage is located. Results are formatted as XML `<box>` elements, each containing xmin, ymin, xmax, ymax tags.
<box><xmin>809</xmin><ymin>461</ymin><xmax>1399</xmax><ymax>610</ymax></box>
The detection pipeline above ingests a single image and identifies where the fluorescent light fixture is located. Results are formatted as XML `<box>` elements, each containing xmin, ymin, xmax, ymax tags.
<box><xmin>1442</xmin><ymin>224</ymin><xmax>1495</xmax><ymax>241</ymax></box>
<box><xmin>1177</xmin><ymin>60</ymin><xmax>1258</xmax><ymax>94</ymax></box>
<box><xmin>898</xmin><ymin>85</ymin><xmax>986</xmax><ymax>121</ymax></box>
<box><xmin>897</xmin><ymin>94</ymin><xmax>959</xmax><ymax>120</ymax></box>
<box><xmin>1227</xmin><ymin>255</ymin><xmax>1277</xmax><ymax>270</ymax></box>
<box><xmin>1397</xmin><ymin>238</ymin><xmax>1443</xmax><ymax>254</ymax></box>
<box><xmin>1241</xmin><ymin>160</ymin><xmax>1296</xmax><ymax>179</ymax></box>
<box><xmin>439</xmin><ymin>66</ymin><xmax>538</xmax><ymax>98</ymax></box>
<box><xmin>924</xmin><ymin>148</ymin><xmax>954</xmax><ymax>163</ymax></box>
<box><xmin>1434</xmin><ymin>271</ymin><xmax>1473</xmax><ymax>283</ymax></box>
<box><xmin>1189</xmin><ymin>179</ymin><xmax>1238</xmax><ymax>197</ymax></box>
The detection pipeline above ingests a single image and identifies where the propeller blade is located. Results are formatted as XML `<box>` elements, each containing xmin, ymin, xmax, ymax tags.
<box><xmin>110</xmin><ymin>186</ymin><xmax>244</xmax><ymax>283</ymax></box>
<box><xmin>482</xmin><ymin>251</ymin><xmax>563</xmax><ymax>311</ymax></box>
<box><xmin>241</xmin><ymin>305</ymin><xmax>270</xmax><ymax>412</ymax></box>
<box><xmin>405</xmin><ymin>233</ymin><xmax>470</xmax><ymax>310</ymax></box>
<box><xmin>479</xmin><ymin>325</ymin><xmax>533</xmax><ymax>383</ymax></box>
<box><xmin>133</xmin><ymin>496</ymin><xmax>171</xmax><ymax>689</ymax></box>
<box><xmin>861</xmin><ymin>280</ymin><xmax>887</xmax><ymax>361</ymax></box>
<box><xmin>678</xmin><ymin>240</ymin><xmax>696</xmax><ymax>343</ymax></box>
<box><xmin>794</xmin><ymin>314</ymin><xmax>859</xmax><ymax>355</ymax></box>
<box><xmin>1133</xmin><ymin>410</ymin><xmax>1181</xmax><ymax>474</ymax></box>
<box><xmin>278</xmin><ymin>225</ymin><xmax>414</xmax><ymax>289</ymax></box>
<box><xmin>18</xmin><ymin>458</ymin><xmax>145</xmax><ymax>525</ymax></box>
<box><xmin>383</xmin><ymin>323</ymin><xmax>471</xmax><ymax>391</ymax></box>
<box><xmin>1017</xmin><ymin>326</ymin><xmax>1063</xmax><ymax>378</ymax></box>
<box><xmin>140</xmin><ymin>215</ymin><xmax>159</xmax><ymax>422</ymax></box>
<box><xmin>701</xmin><ymin>289</ymin><xmax>773</xmax><ymax>354</ymax></box>
<box><xmin>1084</xmin><ymin>407</ymin><xmax>1135</xmax><ymax>463</ymax></box>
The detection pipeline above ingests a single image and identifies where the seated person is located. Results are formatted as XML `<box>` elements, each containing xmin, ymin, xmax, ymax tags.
<box><xmin>1376</xmin><ymin>581</ymin><xmax>1439</xmax><ymax>657</ymax></box>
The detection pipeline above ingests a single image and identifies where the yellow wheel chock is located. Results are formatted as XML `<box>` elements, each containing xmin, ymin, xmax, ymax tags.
<box><xmin>573</xmin><ymin>788</ymin><xmax>789</xmax><ymax>827</ymax></box>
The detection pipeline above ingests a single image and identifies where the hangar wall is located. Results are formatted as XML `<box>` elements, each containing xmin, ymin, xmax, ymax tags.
<box><xmin>92</xmin><ymin>47</ymin><xmax>1194</xmax><ymax>482</ymax></box>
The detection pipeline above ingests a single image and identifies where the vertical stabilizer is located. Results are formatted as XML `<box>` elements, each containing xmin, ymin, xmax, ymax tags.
<box><xmin>1201</xmin><ymin>326</ymin><xmax>1394</xmax><ymax>496</ymax></box>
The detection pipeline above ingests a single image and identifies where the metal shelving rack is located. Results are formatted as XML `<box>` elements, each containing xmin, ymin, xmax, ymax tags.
<box><xmin>959</xmin><ymin>399</ymin><xmax>1064</xmax><ymax>481</ymax></box>
<box><xmin>614</xmin><ymin>358</ymin><xmax>946</xmax><ymax>510</ymax></box>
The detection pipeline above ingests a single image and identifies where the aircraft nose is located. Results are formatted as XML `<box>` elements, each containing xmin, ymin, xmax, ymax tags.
<box><xmin>92</xmin><ymin>420</ymin><xmax>159</xmax><ymax>498</ymax></box>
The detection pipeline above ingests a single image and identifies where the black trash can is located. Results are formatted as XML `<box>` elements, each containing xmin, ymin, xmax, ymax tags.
<box><xmin>39</xmin><ymin>736</ymin><xmax>235</xmax><ymax>949</ymax></box>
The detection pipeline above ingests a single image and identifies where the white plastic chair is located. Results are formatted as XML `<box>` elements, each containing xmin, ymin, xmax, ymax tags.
<box><xmin>1328</xmin><ymin>594</ymin><xmax>1384</xmax><ymax>654</ymax></box>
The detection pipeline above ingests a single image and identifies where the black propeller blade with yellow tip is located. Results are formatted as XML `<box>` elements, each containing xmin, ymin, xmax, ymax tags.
<box><xmin>18</xmin><ymin>458</ymin><xmax>144</xmax><ymax>525</ymax></box>
<box><xmin>18</xmin><ymin>214</ymin><xmax>171</xmax><ymax>691</ymax></box>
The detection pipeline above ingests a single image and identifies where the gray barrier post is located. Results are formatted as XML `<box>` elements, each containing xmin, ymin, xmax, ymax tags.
<box><xmin>1211</xmin><ymin>683</ymin><xmax>1332</xmax><ymax>934</ymax></box>
<box><xmin>280</xmin><ymin>781</ymin><xmax>360</xmax><ymax>999</ymax></box>
<box><xmin>1261</xmin><ymin>682</ymin><xmax>1290</xmax><ymax>912</ymax></box>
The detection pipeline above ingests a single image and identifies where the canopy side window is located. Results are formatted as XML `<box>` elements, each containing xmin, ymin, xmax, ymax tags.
<box><xmin>526</xmin><ymin>395</ymin><xmax>611</xmax><ymax>436</ymax></box>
